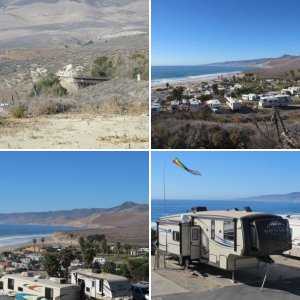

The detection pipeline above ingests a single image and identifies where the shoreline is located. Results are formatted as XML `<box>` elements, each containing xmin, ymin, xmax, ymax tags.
<box><xmin>151</xmin><ymin>71</ymin><xmax>239</xmax><ymax>87</ymax></box>
<box><xmin>0</xmin><ymin>224</ymin><xmax>88</xmax><ymax>253</ymax></box>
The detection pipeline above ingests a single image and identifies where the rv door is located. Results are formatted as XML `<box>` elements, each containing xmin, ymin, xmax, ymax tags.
<box><xmin>190</xmin><ymin>226</ymin><xmax>200</xmax><ymax>260</ymax></box>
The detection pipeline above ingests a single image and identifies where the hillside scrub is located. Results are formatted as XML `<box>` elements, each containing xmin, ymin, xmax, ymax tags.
<box><xmin>30</xmin><ymin>73</ymin><xmax>67</xmax><ymax>97</ymax></box>
<box><xmin>151</xmin><ymin>117</ymin><xmax>300</xmax><ymax>149</ymax></box>
<box><xmin>91</xmin><ymin>52</ymin><xmax>149</xmax><ymax>80</ymax></box>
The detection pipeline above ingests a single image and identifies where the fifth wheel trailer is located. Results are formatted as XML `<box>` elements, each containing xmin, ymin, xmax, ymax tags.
<box><xmin>157</xmin><ymin>207</ymin><xmax>292</xmax><ymax>270</ymax></box>
<box><xmin>71</xmin><ymin>269</ymin><xmax>133</xmax><ymax>300</ymax></box>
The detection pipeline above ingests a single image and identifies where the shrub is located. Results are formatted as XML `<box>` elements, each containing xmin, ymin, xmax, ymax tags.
<box><xmin>28</xmin><ymin>99</ymin><xmax>74</xmax><ymax>116</ymax></box>
<box><xmin>11</xmin><ymin>103</ymin><xmax>26</xmax><ymax>118</ymax></box>
<box><xmin>91</xmin><ymin>56</ymin><xmax>113</xmax><ymax>77</ymax></box>
<box><xmin>30</xmin><ymin>74</ymin><xmax>67</xmax><ymax>97</ymax></box>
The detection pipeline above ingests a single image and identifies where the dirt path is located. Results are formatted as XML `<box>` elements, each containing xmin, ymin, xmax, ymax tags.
<box><xmin>0</xmin><ymin>112</ymin><xmax>148</xmax><ymax>149</ymax></box>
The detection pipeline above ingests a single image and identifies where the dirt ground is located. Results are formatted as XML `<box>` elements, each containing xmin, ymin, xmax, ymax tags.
<box><xmin>0</xmin><ymin>112</ymin><xmax>148</xmax><ymax>149</ymax></box>
<box><xmin>152</xmin><ymin>254</ymin><xmax>300</xmax><ymax>294</ymax></box>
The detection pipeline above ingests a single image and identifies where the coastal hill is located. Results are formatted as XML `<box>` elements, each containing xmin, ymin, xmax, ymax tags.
<box><xmin>0</xmin><ymin>201</ymin><xmax>148</xmax><ymax>227</ymax></box>
<box><xmin>211</xmin><ymin>54</ymin><xmax>300</xmax><ymax>78</ymax></box>
<box><xmin>212</xmin><ymin>54</ymin><xmax>300</xmax><ymax>68</ymax></box>
<box><xmin>0</xmin><ymin>0</ymin><xmax>148</xmax><ymax>49</ymax></box>
<box><xmin>236</xmin><ymin>192</ymin><xmax>300</xmax><ymax>202</ymax></box>
<box><xmin>0</xmin><ymin>201</ymin><xmax>149</xmax><ymax>245</ymax></box>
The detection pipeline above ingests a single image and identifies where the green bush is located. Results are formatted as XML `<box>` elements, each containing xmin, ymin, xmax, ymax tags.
<box><xmin>11</xmin><ymin>103</ymin><xmax>26</xmax><ymax>118</ymax></box>
<box><xmin>91</xmin><ymin>56</ymin><xmax>113</xmax><ymax>77</ymax></box>
<box><xmin>30</xmin><ymin>74</ymin><xmax>67</xmax><ymax>97</ymax></box>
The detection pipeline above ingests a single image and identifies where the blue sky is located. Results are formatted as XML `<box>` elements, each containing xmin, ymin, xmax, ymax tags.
<box><xmin>152</xmin><ymin>151</ymin><xmax>300</xmax><ymax>200</ymax></box>
<box><xmin>0</xmin><ymin>151</ymin><xmax>149</xmax><ymax>213</ymax></box>
<box><xmin>152</xmin><ymin>0</ymin><xmax>300</xmax><ymax>65</ymax></box>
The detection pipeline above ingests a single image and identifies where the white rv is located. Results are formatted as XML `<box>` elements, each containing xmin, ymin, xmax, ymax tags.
<box><xmin>189</xmin><ymin>99</ymin><xmax>200</xmax><ymax>112</ymax></box>
<box><xmin>204</xmin><ymin>99</ymin><xmax>221</xmax><ymax>113</ymax></box>
<box><xmin>71</xmin><ymin>269</ymin><xmax>133</xmax><ymax>300</ymax></box>
<box><xmin>226</xmin><ymin>97</ymin><xmax>242</xmax><ymax>111</ymax></box>
<box><xmin>248</xmin><ymin>93</ymin><xmax>258</xmax><ymax>101</ymax></box>
<box><xmin>170</xmin><ymin>100</ymin><xmax>180</xmax><ymax>111</ymax></box>
<box><xmin>157</xmin><ymin>207</ymin><xmax>291</xmax><ymax>270</ymax></box>
<box><xmin>259</xmin><ymin>95</ymin><xmax>291</xmax><ymax>108</ymax></box>
<box><xmin>151</xmin><ymin>103</ymin><xmax>160</xmax><ymax>115</ymax></box>
<box><xmin>0</xmin><ymin>274</ymin><xmax>80</xmax><ymax>299</ymax></box>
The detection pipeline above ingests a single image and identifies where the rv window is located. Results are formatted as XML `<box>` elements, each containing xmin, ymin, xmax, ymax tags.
<box><xmin>92</xmin><ymin>281</ymin><xmax>95</xmax><ymax>288</ymax></box>
<box><xmin>224</xmin><ymin>220</ymin><xmax>235</xmax><ymax>241</ymax></box>
<box><xmin>211</xmin><ymin>220</ymin><xmax>215</xmax><ymax>240</ymax></box>
<box><xmin>7</xmin><ymin>278</ymin><xmax>14</xmax><ymax>290</ymax></box>
<box><xmin>0</xmin><ymin>281</ymin><xmax>3</xmax><ymax>289</ymax></box>
<box><xmin>173</xmin><ymin>231</ymin><xmax>180</xmax><ymax>241</ymax></box>
<box><xmin>45</xmin><ymin>287</ymin><xmax>53</xmax><ymax>300</ymax></box>
<box><xmin>86</xmin><ymin>287</ymin><xmax>90</xmax><ymax>292</ymax></box>
<box><xmin>18</xmin><ymin>287</ymin><xmax>23</xmax><ymax>292</ymax></box>
<box><xmin>192</xmin><ymin>228</ymin><xmax>199</xmax><ymax>240</ymax></box>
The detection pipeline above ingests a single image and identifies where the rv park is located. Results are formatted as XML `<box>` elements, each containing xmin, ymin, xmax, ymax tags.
<box><xmin>0</xmin><ymin>232</ymin><xmax>149</xmax><ymax>299</ymax></box>
<box><xmin>151</xmin><ymin>72</ymin><xmax>300</xmax><ymax>149</ymax></box>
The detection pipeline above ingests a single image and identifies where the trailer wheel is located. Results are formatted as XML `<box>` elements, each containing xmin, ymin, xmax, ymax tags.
<box><xmin>178</xmin><ymin>256</ymin><xmax>184</xmax><ymax>266</ymax></box>
<box><xmin>184</xmin><ymin>258</ymin><xmax>190</xmax><ymax>269</ymax></box>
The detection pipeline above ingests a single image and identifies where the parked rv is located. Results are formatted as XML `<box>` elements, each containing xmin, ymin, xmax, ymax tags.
<box><xmin>189</xmin><ymin>99</ymin><xmax>201</xmax><ymax>112</ymax></box>
<box><xmin>131</xmin><ymin>282</ymin><xmax>149</xmax><ymax>300</ymax></box>
<box><xmin>248</xmin><ymin>93</ymin><xmax>258</xmax><ymax>101</ymax></box>
<box><xmin>259</xmin><ymin>95</ymin><xmax>291</xmax><ymax>108</ymax></box>
<box><xmin>284</xmin><ymin>215</ymin><xmax>300</xmax><ymax>257</ymax></box>
<box><xmin>226</xmin><ymin>97</ymin><xmax>242</xmax><ymax>111</ymax></box>
<box><xmin>0</xmin><ymin>274</ymin><xmax>80</xmax><ymax>299</ymax></box>
<box><xmin>204</xmin><ymin>99</ymin><xmax>221</xmax><ymax>113</ymax></box>
<box><xmin>71</xmin><ymin>269</ymin><xmax>133</xmax><ymax>300</ymax></box>
<box><xmin>151</xmin><ymin>103</ymin><xmax>160</xmax><ymax>115</ymax></box>
<box><xmin>157</xmin><ymin>207</ymin><xmax>292</xmax><ymax>270</ymax></box>
<box><xmin>170</xmin><ymin>100</ymin><xmax>180</xmax><ymax>111</ymax></box>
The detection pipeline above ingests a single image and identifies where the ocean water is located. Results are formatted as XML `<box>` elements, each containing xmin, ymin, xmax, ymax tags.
<box><xmin>152</xmin><ymin>199</ymin><xmax>300</xmax><ymax>223</ymax></box>
<box><xmin>151</xmin><ymin>65</ymin><xmax>255</xmax><ymax>83</ymax></box>
<box><xmin>0</xmin><ymin>224</ymin><xmax>82</xmax><ymax>248</ymax></box>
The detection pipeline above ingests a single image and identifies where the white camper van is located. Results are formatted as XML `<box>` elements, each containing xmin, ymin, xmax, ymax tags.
<box><xmin>170</xmin><ymin>100</ymin><xmax>180</xmax><ymax>111</ymax></box>
<box><xmin>189</xmin><ymin>99</ymin><xmax>201</xmax><ymax>112</ymax></box>
<box><xmin>0</xmin><ymin>274</ymin><xmax>80</xmax><ymax>299</ymax></box>
<box><xmin>157</xmin><ymin>207</ymin><xmax>292</xmax><ymax>270</ymax></box>
<box><xmin>259</xmin><ymin>95</ymin><xmax>291</xmax><ymax>108</ymax></box>
<box><xmin>71</xmin><ymin>269</ymin><xmax>133</xmax><ymax>300</ymax></box>
<box><xmin>204</xmin><ymin>100</ymin><xmax>221</xmax><ymax>113</ymax></box>
<box><xmin>151</xmin><ymin>103</ymin><xmax>160</xmax><ymax>115</ymax></box>
<box><xmin>226</xmin><ymin>97</ymin><xmax>242</xmax><ymax>111</ymax></box>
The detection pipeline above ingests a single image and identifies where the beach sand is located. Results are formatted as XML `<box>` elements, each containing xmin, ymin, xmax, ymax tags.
<box><xmin>151</xmin><ymin>72</ymin><xmax>240</xmax><ymax>88</ymax></box>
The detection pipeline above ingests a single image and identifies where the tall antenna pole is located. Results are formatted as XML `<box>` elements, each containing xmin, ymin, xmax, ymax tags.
<box><xmin>163</xmin><ymin>158</ymin><xmax>167</xmax><ymax>214</ymax></box>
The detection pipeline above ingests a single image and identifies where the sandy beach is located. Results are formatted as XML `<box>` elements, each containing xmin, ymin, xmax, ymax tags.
<box><xmin>151</xmin><ymin>71</ymin><xmax>240</xmax><ymax>88</ymax></box>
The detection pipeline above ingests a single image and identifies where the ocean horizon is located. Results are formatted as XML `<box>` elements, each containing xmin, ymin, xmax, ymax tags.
<box><xmin>0</xmin><ymin>224</ymin><xmax>83</xmax><ymax>248</ymax></box>
<box><xmin>151</xmin><ymin>65</ymin><xmax>256</xmax><ymax>84</ymax></box>
<box><xmin>152</xmin><ymin>199</ymin><xmax>300</xmax><ymax>223</ymax></box>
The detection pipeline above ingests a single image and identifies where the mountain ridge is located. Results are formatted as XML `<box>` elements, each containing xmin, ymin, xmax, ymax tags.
<box><xmin>209</xmin><ymin>54</ymin><xmax>300</xmax><ymax>67</ymax></box>
<box><xmin>235</xmin><ymin>192</ymin><xmax>300</xmax><ymax>202</ymax></box>
<box><xmin>0</xmin><ymin>201</ymin><xmax>148</xmax><ymax>226</ymax></box>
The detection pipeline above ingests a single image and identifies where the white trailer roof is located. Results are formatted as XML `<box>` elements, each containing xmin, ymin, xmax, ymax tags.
<box><xmin>1</xmin><ymin>274</ymin><xmax>76</xmax><ymax>289</ymax></box>
<box><xmin>72</xmin><ymin>270</ymin><xmax>128</xmax><ymax>282</ymax></box>
<box><xmin>158</xmin><ymin>210</ymin><xmax>271</xmax><ymax>222</ymax></box>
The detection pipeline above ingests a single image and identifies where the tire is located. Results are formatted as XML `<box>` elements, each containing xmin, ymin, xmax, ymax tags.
<box><xmin>184</xmin><ymin>257</ymin><xmax>190</xmax><ymax>269</ymax></box>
